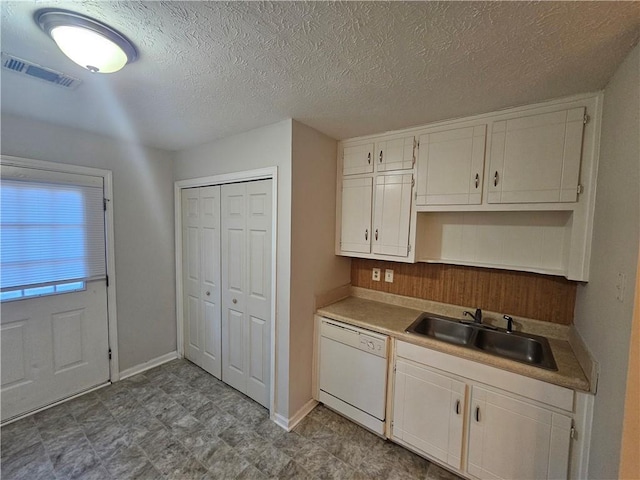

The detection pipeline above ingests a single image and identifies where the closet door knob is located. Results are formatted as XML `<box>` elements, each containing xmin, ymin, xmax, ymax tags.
<box><xmin>205</xmin><ymin>291</ymin><xmax>211</xmax><ymax>296</ymax></box>
<box><xmin>232</xmin><ymin>298</ymin><xmax>237</xmax><ymax>304</ymax></box>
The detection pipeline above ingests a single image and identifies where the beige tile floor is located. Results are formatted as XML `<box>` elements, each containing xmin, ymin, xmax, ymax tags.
<box><xmin>0</xmin><ymin>359</ymin><xmax>463</xmax><ymax>479</ymax></box>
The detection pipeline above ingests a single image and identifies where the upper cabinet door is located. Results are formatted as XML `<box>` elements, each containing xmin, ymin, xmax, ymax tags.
<box><xmin>488</xmin><ymin>107</ymin><xmax>586</xmax><ymax>204</ymax></box>
<box><xmin>416</xmin><ymin>125</ymin><xmax>486</xmax><ymax>206</ymax></box>
<box><xmin>342</xmin><ymin>143</ymin><xmax>374</xmax><ymax>176</ymax></box>
<box><xmin>376</xmin><ymin>136</ymin><xmax>416</xmax><ymax>172</ymax></box>
<box><xmin>372</xmin><ymin>174</ymin><xmax>413</xmax><ymax>257</ymax></box>
<box><xmin>340</xmin><ymin>177</ymin><xmax>373</xmax><ymax>253</ymax></box>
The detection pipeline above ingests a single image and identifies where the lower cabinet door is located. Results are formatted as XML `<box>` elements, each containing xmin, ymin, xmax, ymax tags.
<box><xmin>468</xmin><ymin>386</ymin><xmax>571</xmax><ymax>480</ymax></box>
<box><xmin>392</xmin><ymin>359</ymin><xmax>465</xmax><ymax>469</ymax></box>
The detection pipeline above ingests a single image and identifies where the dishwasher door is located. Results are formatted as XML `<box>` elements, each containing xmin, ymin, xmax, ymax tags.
<box><xmin>319</xmin><ymin>319</ymin><xmax>389</xmax><ymax>430</ymax></box>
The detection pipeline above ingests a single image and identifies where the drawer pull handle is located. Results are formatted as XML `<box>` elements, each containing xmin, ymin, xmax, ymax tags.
<box><xmin>475</xmin><ymin>406</ymin><xmax>481</xmax><ymax>422</ymax></box>
<box><xmin>455</xmin><ymin>399</ymin><xmax>460</xmax><ymax>415</ymax></box>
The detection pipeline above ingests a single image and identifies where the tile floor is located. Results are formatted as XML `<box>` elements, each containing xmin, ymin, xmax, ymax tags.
<box><xmin>1</xmin><ymin>359</ymin><xmax>463</xmax><ymax>480</ymax></box>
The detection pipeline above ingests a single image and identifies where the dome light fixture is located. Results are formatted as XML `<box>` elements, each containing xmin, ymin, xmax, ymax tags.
<box><xmin>35</xmin><ymin>9</ymin><xmax>137</xmax><ymax>74</ymax></box>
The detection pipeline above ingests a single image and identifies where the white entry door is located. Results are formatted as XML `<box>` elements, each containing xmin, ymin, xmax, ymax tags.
<box><xmin>0</xmin><ymin>166</ymin><xmax>110</xmax><ymax>422</ymax></box>
<box><xmin>221</xmin><ymin>180</ymin><xmax>272</xmax><ymax>407</ymax></box>
<box><xmin>181</xmin><ymin>186</ymin><xmax>222</xmax><ymax>378</ymax></box>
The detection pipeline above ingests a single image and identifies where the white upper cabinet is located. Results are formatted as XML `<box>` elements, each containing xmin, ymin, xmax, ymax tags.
<box><xmin>340</xmin><ymin>177</ymin><xmax>373</xmax><ymax>254</ymax></box>
<box><xmin>375</xmin><ymin>137</ymin><xmax>416</xmax><ymax>172</ymax></box>
<box><xmin>488</xmin><ymin>107</ymin><xmax>586</xmax><ymax>204</ymax></box>
<box><xmin>417</xmin><ymin>125</ymin><xmax>487</xmax><ymax>206</ymax></box>
<box><xmin>342</xmin><ymin>143</ymin><xmax>374</xmax><ymax>176</ymax></box>
<box><xmin>372</xmin><ymin>174</ymin><xmax>413</xmax><ymax>257</ymax></box>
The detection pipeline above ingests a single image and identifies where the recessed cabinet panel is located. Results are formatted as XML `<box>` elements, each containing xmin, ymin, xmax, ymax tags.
<box><xmin>343</xmin><ymin>143</ymin><xmax>374</xmax><ymax>176</ymax></box>
<box><xmin>340</xmin><ymin>177</ymin><xmax>373</xmax><ymax>253</ymax></box>
<box><xmin>392</xmin><ymin>359</ymin><xmax>465</xmax><ymax>468</ymax></box>
<box><xmin>488</xmin><ymin>107</ymin><xmax>585</xmax><ymax>204</ymax></box>
<box><xmin>376</xmin><ymin>136</ymin><xmax>415</xmax><ymax>172</ymax></box>
<box><xmin>372</xmin><ymin>174</ymin><xmax>413</xmax><ymax>257</ymax></box>
<box><xmin>417</xmin><ymin>125</ymin><xmax>486</xmax><ymax>205</ymax></box>
<box><xmin>468</xmin><ymin>386</ymin><xmax>571</xmax><ymax>480</ymax></box>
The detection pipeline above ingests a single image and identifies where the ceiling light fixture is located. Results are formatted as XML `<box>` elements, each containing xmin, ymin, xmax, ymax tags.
<box><xmin>35</xmin><ymin>8</ymin><xmax>137</xmax><ymax>74</ymax></box>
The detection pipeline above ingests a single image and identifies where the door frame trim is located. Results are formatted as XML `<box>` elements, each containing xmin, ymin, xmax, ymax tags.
<box><xmin>0</xmin><ymin>155</ymin><xmax>120</xmax><ymax>381</ymax></box>
<box><xmin>174</xmin><ymin>167</ymin><xmax>278</xmax><ymax>414</ymax></box>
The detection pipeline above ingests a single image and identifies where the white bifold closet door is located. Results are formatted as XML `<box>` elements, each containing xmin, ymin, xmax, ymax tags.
<box><xmin>181</xmin><ymin>186</ymin><xmax>222</xmax><ymax>378</ymax></box>
<box><xmin>221</xmin><ymin>180</ymin><xmax>272</xmax><ymax>408</ymax></box>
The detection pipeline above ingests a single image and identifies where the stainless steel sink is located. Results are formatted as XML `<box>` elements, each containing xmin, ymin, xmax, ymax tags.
<box><xmin>473</xmin><ymin>328</ymin><xmax>557</xmax><ymax>370</ymax></box>
<box><xmin>405</xmin><ymin>314</ymin><xmax>475</xmax><ymax>346</ymax></box>
<box><xmin>405</xmin><ymin>313</ymin><xmax>558</xmax><ymax>370</ymax></box>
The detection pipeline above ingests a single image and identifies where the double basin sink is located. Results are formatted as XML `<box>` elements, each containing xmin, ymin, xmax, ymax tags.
<box><xmin>405</xmin><ymin>313</ymin><xmax>557</xmax><ymax>370</ymax></box>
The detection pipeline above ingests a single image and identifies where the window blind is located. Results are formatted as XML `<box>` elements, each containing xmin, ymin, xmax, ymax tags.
<box><xmin>1</xmin><ymin>168</ymin><xmax>106</xmax><ymax>291</ymax></box>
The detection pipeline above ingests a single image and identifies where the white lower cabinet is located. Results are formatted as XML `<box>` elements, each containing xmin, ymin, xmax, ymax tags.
<box><xmin>391</xmin><ymin>341</ymin><xmax>573</xmax><ymax>480</ymax></box>
<box><xmin>393</xmin><ymin>359</ymin><xmax>466</xmax><ymax>469</ymax></box>
<box><xmin>468</xmin><ymin>386</ymin><xmax>571</xmax><ymax>480</ymax></box>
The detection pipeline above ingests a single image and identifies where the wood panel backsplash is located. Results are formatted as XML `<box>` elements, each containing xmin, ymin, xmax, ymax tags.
<box><xmin>351</xmin><ymin>259</ymin><xmax>577</xmax><ymax>324</ymax></box>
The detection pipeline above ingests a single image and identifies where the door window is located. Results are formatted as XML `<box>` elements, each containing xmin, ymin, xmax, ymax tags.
<box><xmin>1</xmin><ymin>168</ymin><xmax>106</xmax><ymax>301</ymax></box>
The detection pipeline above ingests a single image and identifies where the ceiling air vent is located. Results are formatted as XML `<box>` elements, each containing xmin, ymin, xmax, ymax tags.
<box><xmin>1</xmin><ymin>52</ymin><xmax>81</xmax><ymax>90</ymax></box>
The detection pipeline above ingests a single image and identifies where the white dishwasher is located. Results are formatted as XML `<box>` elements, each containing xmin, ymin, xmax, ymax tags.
<box><xmin>318</xmin><ymin>317</ymin><xmax>389</xmax><ymax>435</ymax></box>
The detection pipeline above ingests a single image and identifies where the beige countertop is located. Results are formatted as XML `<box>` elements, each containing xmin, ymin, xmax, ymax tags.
<box><xmin>317</xmin><ymin>295</ymin><xmax>590</xmax><ymax>392</ymax></box>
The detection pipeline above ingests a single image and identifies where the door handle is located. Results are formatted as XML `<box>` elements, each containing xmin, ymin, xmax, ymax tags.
<box><xmin>455</xmin><ymin>399</ymin><xmax>460</xmax><ymax>415</ymax></box>
<box><xmin>375</xmin><ymin>229</ymin><xmax>378</xmax><ymax>241</ymax></box>
<box><xmin>475</xmin><ymin>406</ymin><xmax>481</xmax><ymax>422</ymax></box>
<box><xmin>365</xmin><ymin>229</ymin><xmax>368</xmax><ymax>241</ymax></box>
<box><xmin>367</xmin><ymin>152</ymin><xmax>371</xmax><ymax>164</ymax></box>
<box><xmin>493</xmin><ymin>171</ymin><xmax>499</xmax><ymax>187</ymax></box>
<box><xmin>379</xmin><ymin>150</ymin><xmax>383</xmax><ymax>163</ymax></box>
<box><xmin>475</xmin><ymin>173</ymin><xmax>479</xmax><ymax>189</ymax></box>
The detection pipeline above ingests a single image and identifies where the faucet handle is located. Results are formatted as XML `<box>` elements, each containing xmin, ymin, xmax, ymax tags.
<box><xmin>503</xmin><ymin>315</ymin><xmax>513</xmax><ymax>333</ymax></box>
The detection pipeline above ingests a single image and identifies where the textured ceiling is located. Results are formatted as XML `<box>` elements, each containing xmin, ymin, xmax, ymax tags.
<box><xmin>1</xmin><ymin>1</ymin><xmax>639</xmax><ymax>151</ymax></box>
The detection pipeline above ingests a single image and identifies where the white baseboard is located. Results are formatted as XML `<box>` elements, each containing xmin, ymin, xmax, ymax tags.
<box><xmin>272</xmin><ymin>398</ymin><xmax>318</xmax><ymax>432</ymax></box>
<box><xmin>119</xmin><ymin>351</ymin><xmax>179</xmax><ymax>380</ymax></box>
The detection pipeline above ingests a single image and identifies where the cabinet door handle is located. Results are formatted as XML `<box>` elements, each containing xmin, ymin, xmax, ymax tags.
<box><xmin>455</xmin><ymin>399</ymin><xmax>460</xmax><ymax>415</ymax></box>
<box><xmin>379</xmin><ymin>150</ymin><xmax>383</xmax><ymax>163</ymax></box>
<box><xmin>475</xmin><ymin>173</ymin><xmax>479</xmax><ymax>189</ymax></box>
<box><xmin>493</xmin><ymin>171</ymin><xmax>499</xmax><ymax>187</ymax></box>
<box><xmin>375</xmin><ymin>229</ymin><xmax>378</xmax><ymax>241</ymax></box>
<box><xmin>475</xmin><ymin>406</ymin><xmax>481</xmax><ymax>422</ymax></box>
<box><xmin>367</xmin><ymin>152</ymin><xmax>371</xmax><ymax>164</ymax></box>
<box><xmin>365</xmin><ymin>229</ymin><xmax>368</xmax><ymax>241</ymax></box>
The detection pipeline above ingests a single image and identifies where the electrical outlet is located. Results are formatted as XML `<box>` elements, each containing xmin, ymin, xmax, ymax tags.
<box><xmin>385</xmin><ymin>269</ymin><xmax>394</xmax><ymax>283</ymax></box>
<box><xmin>616</xmin><ymin>272</ymin><xmax>626</xmax><ymax>302</ymax></box>
<box><xmin>372</xmin><ymin>268</ymin><xmax>381</xmax><ymax>281</ymax></box>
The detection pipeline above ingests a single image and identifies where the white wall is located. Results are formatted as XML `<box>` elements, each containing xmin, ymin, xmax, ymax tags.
<box><xmin>574</xmin><ymin>44</ymin><xmax>640</xmax><ymax>479</ymax></box>
<box><xmin>1</xmin><ymin>114</ymin><xmax>177</xmax><ymax>372</ymax></box>
<box><xmin>173</xmin><ymin>120</ymin><xmax>293</xmax><ymax>419</ymax></box>
<box><xmin>289</xmin><ymin>120</ymin><xmax>351</xmax><ymax>415</ymax></box>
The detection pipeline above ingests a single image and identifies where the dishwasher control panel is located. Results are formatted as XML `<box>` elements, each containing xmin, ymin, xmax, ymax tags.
<box><xmin>320</xmin><ymin>318</ymin><xmax>388</xmax><ymax>359</ymax></box>
<box><xmin>359</xmin><ymin>335</ymin><xmax>385</xmax><ymax>355</ymax></box>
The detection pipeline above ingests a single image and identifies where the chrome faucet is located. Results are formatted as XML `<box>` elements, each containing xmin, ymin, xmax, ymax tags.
<box><xmin>463</xmin><ymin>308</ymin><xmax>482</xmax><ymax>324</ymax></box>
